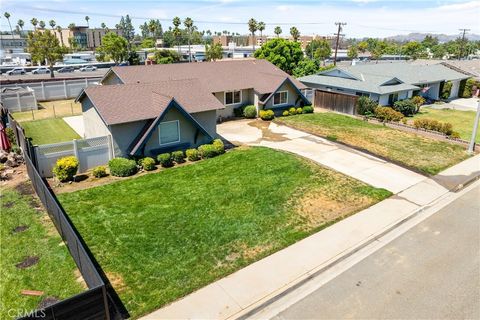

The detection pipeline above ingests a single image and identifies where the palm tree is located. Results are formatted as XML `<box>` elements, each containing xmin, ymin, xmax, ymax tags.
<box><xmin>3</xmin><ymin>12</ymin><xmax>13</xmax><ymax>37</ymax></box>
<box><xmin>257</xmin><ymin>21</ymin><xmax>265</xmax><ymax>45</ymax></box>
<box><xmin>274</xmin><ymin>26</ymin><xmax>282</xmax><ymax>38</ymax></box>
<box><xmin>172</xmin><ymin>16</ymin><xmax>181</xmax><ymax>55</ymax></box>
<box><xmin>39</xmin><ymin>20</ymin><xmax>46</xmax><ymax>29</ymax></box>
<box><xmin>17</xmin><ymin>19</ymin><xmax>24</xmax><ymax>32</ymax></box>
<box><xmin>101</xmin><ymin>22</ymin><xmax>106</xmax><ymax>30</ymax></box>
<box><xmin>290</xmin><ymin>26</ymin><xmax>300</xmax><ymax>41</ymax></box>
<box><xmin>30</xmin><ymin>18</ymin><xmax>38</xmax><ymax>30</ymax></box>
<box><xmin>248</xmin><ymin>18</ymin><xmax>258</xmax><ymax>51</ymax></box>
<box><xmin>85</xmin><ymin>16</ymin><xmax>90</xmax><ymax>27</ymax></box>
<box><xmin>56</xmin><ymin>25</ymin><xmax>64</xmax><ymax>46</ymax></box>
<box><xmin>184</xmin><ymin>17</ymin><xmax>194</xmax><ymax>62</ymax></box>
<box><xmin>49</xmin><ymin>19</ymin><xmax>56</xmax><ymax>30</ymax></box>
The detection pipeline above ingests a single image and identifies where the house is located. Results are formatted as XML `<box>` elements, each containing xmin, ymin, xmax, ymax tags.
<box><xmin>300</xmin><ymin>63</ymin><xmax>471</xmax><ymax>106</ymax></box>
<box><xmin>77</xmin><ymin>59</ymin><xmax>308</xmax><ymax>157</ymax></box>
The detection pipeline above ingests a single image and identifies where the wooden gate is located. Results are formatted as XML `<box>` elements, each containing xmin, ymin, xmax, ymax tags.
<box><xmin>314</xmin><ymin>90</ymin><xmax>359</xmax><ymax>115</ymax></box>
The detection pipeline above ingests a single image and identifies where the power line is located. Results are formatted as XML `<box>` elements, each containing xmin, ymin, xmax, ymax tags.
<box><xmin>333</xmin><ymin>22</ymin><xmax>346</xmax><ymax>66</ymax></box>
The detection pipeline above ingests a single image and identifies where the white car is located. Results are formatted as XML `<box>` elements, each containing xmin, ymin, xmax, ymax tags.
<box><xmin>32</xmin><ymin>67</ymin><xmax>51</xmax><ymax>74</ymax></box>
<box><xmin>5</xmin><ymin>68</ymin><xmax>26</xmax><ymax>75</ymax></box>
<box><xmin>79</xmin><ymin>66</ymin><xmax>97</xmax><ymax>72</ymax></box>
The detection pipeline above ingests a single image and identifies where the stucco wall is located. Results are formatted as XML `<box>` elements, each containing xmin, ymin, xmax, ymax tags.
<box><xmin>449</xmin><ymin>80</ymin><xmax>461</xmax><ymax>99</ymax></box>
<box><xmin>110</xmin><ymin>120</ymin><xmax>146</xmax><ymax>157</ymax></box>
<box><xmin>82</xmin><ymin>97</ymin><xmax>111</xmax><ymax>138</ymax></box>
<box><xmin>102</xmin><ymin>72</ymin><xmax>123</xmax><ymax>85</ymax></box>
<box><xmin>215</xmin><ymin>89</ymin><xmax>254</xmax><ymax>118</ymax></box>
<box><xmin>191</xmin><ymin>110</ymin><xmax>217</xmax><ymax>138</ymax></box>
<box><xmin>263</xmin><ymin>81</ymin><xmax>302</xmax><ymax>109</ymax></box>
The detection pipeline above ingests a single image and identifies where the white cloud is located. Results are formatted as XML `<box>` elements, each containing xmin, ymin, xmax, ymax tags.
<box><xmin>436</xmin><ymin>1</ymin><xmax>480</xmax><ymax>11</ymax></box>
<box><xmin>351</xmin><ymin>0</ymin><xmax>378</xmax><ymax>3</ymax></box>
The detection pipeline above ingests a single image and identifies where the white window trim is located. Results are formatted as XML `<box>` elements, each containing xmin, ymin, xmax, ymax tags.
<box><xmin>224</xmin><ymin>90</ymin><xmax>242</xmax><ymax>106</ymax></box>
<box><xmin>158</xmin><ymin>120</ymin><xmax>181</xmax><ymax>145</ymax></box>
<box><xmin>273</xmin><ymin>90</ymin><xmax>288</xmax><ymax>106</ymax></box>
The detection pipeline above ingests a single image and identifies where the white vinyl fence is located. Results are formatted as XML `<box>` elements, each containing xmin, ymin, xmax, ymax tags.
<box><xmin>35</xmin><ymin>135</ymin><xmax>113</xmax><ymax>178</ymax></box>
<box><xmin>0</xmin><ymin>87</ymin><xmax>37</xmax><ymax>111</ymax></box>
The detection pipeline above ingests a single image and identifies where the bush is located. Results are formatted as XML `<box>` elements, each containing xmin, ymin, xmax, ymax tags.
<box><xmin>393</xmin><ymin>99</ymin><xmax>417</xmax><ymax>116</ymax></box>
<box><xmin>356</xmin><ymin>96</ymin><xmax>378</xmax><ymax>115</ymax></box>
<box><xmin>460</xmin><ymin>78</ymin><xmax>480</xmax><ymax>98</ymax></box>
<box><xmin>450</xmin><ymin>131</ymin><xmax>461</xmax><ymax>139</ymax></box>
<box><xmin>401</xmin><ymin>118</ymin><xmax>408</xmax><ymax>125</ymax></box>
<box><xmin>302</xmin><ymin>105</ymin><xmax>314</xmax><ymax>114</ymax></box>
<box><xmin>233</xmin><ymin>105</ymin><xmax>246</xmax><ymax>117</ymax></box>
<box><xmin>411</xmin><ymin>96</ymin><xmax>426</xmax><ymax>113</ymax></box>
<box><xmin>441</xmin><ymin>81</ymin><xmax>452</xmax><ymax>99</ymax></box>
<box><xmin>157</xmin><ymin>153</ymin><xmax>173</xmax><ymax>167</ymax></box>
<box><xmin>413</xmin><ymin>118</ymin><xmax>454</xmax><ymax>136</ymax></box>
<box><xmin>92</xmin><ymin>165</ymin><xmax>107</xmax><ymax>178</ymax></box>
<box><xmin>5</xmin><ymin>127</ymin><xmax>16</xmax><ymax>145</ymax></box>
<box><xmin>186</xmin><ymin>148</ymin><xmax>200</xmax><ymax>161</ymax></box>
<box><xmin>440</xmin><ymin>122</ymin><xmax>453</xmax><ymax>136</ymax></box>
<box><xmin>289</xmin><ymin>107</ymin><xmax>297</xmax><ymax>115</ymax></box>
<box><xmin>374</xmin><ymin>106</ymin><xmax>404</xmax><ymax>122</ymax></box>
<box><xmin>212</xmin><ymin>139</ymin><xmax>225</xmax><ymax>154</ymax></box>
<box><xmin>53</xmin><ymin>156</ymin><xmax>79</xmax><ymax>182</ymax></box>
<box><xmin>282</xmin><ymin>110</ymin><xmax>290</xmax><ymax>116</ymax></box>
<box><xmin>259</xmin><ymin>109</ymin><xmax>275</xmax><ymax>121</ymax></box>
<box><xmin>172</xmin><ymin>150</ymin><xmax>186</xmax><ymax>164</ymax></box>
<box><xmin>198</xmin><ymin>144</ymin><xmax>217</xmax><ymax>158</ymax></box>
<box><xmin>243</xmin><ymin>105</ymin><xmax>257</xmax><ymax>118</ymax></box>
<box><xmin>296</xmin><ymin>107</ymin><xmax>303</xmax><ymax>114</ymax></box>
<box><xmin>141</xmin><ymin>157</ymin><xmax>156</xmax><ymax>171</ymax></box>
<box><xmin>108</xmin><ymin>158</ymin><xmax>138</xmax><ymax>177</ymax></box>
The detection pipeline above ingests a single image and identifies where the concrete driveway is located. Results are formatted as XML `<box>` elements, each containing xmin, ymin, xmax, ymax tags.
<box><xmin>429</xmin><ymin>97</ymin><xmax>480</xmax><ymax>111</ymax></box>
<box><xmin>217</xmin><ymin>120</ymin><xmax>425</xmax><ymax>193</ymax></box>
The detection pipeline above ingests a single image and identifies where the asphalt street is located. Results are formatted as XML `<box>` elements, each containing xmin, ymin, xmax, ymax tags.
<box><xmin>274</xmin><ymin>185</ymin><xmax>480</xmax><ymax>319</ymax></box>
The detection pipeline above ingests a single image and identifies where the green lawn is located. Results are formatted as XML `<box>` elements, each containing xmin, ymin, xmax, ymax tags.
<box><xmin>410</xmin><ymin>107</ymin><xmax>479</xmax><ymax>142</ymax></box>
<box><xmin>21</xmin><ymin>118</ymin><xmax>80</xmax><ymax>145</ymax></box>
<box><xmin>277</xmin><ymin>113</ymin><xmax>469</xmax><ymax>175</ymax></box>
<box><xmin>0</xmin><ymin>185</ymin><xmax>83</xmax><ymax>319</ymax></box>
<box><xmin>58</xmin><ymin>147</ymin><xmax>391</xmax><ymax>318</ymax></box>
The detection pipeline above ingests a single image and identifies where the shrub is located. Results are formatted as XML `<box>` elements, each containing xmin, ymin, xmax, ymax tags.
<box><xmin>243</xmin><ymin>105</ymin><xmax>257</xmax><ymax>118</ymax></box>
<box><xmin>393</xmin><ymin>99</ymin><xmax>417</xmax><ymax>116</ymax></box>
<box><xmin>460</xmin><ymin>78</ymin><xmax>480</xmax><ymax>98</ymax></box>
<box><xmin>212</xmin><ymin>139</ymin><xmax>225</xmax><ymax>154</ymax></box>
<box><xmin>233</xmin><ymin>105</ymin><xmax>246</xmax><ymax>117</ymax></box>
<box><xmin>157</xmin><ymin>153</ymin><xmax>173</xmax><ymax>167</ymax></box>
<box><xmin>413</xmin><ymin>118</ymin><xmax>454</xmax><ymax>136</ymax></box>
<box><xmin>289</xmin><ymin>107</ymin><xmax>297</xmax><ymax>115</ymax></box>
<box><xmin>141</xmin><ymin>157</ymin><xmax>156</xmax><ymax>171</ymax></box>
<box><xmin>53</xmin><ymin>156</ymin><xmax>79</xmax><ymax>182</ymax></box>
<box><xmin>282</xmin><ymin>110</ymin><xmax>290</xmax><ymax>116</ymax></box>
<box><xmin>5</xmin><ymin>127</ymin><xmax>16</xmax><ymax>145</ymax></box>
<box><xmin>92</xmin><ymin>165</ymin><xmax>107</xmax><ymax>178</ymax></box>
<box><xmin>172</xmin><ymin>150</ymin><xmax>186</xmax><ymax>163</ymax></box>
<box><xmin>441</xmin><ymin>81</ymin><xmax>452</xmax><ymax>99</ymax></box>
<box><xmin>302</xmin><ymin>105</ymin><xmax>314</xmax><ymax>114</ymax></box>
<box><xmin>450</xmin><ymin>131</ymin><xmax>461</xmax><ymax>139</ymax></box>
<box><xmin>259</xmin><ymin>109</ymin><xmax>274</xmax><ymax>121</ymax></box>
<box><xmin>440</xmin><ymin>122</ymin><xmax>453</xmax><ymax>136</ymax></box>
<box><xmin>401</xmin><ymin>118</ymin><xmax>408</xmax><ymax>125</ymax></box>
<box><xmin>186</xmin><ymin>148</ymin><xmax>200</xmax><ymax>161</ymax></box>
<box><xmin>198</xmin><ymin>144</ymin><xmax>218</xmax><ymax>158</ymax></box>
<box><xmin>296</xmin><ymin>107</ymin><xmax>303</xmax><ymax>114</ymax></box>
<box><xmin>411</xmin><ymin>96</ymin><xmax>426</xmax><ymax>113</ymax></box>
<box><xmin>356</xmin><ymin>96</ymin><xmax>378</xmax><ymax>115</ymax></box>
<box><xmin>374</xmin><ymin>106</ymin><xmax>404</xmax><ymax>122</ymax></box>
<box><xmin>108</xmin><ymin>158</ymin><xmax>138</xmax><ymax>177</ymax></box>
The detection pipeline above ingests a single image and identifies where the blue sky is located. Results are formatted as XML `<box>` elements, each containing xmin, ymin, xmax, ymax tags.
<box><xmin>2</xmin><ymin>0</ymin><xmax>479</xmax><ymax>38</ymax></box>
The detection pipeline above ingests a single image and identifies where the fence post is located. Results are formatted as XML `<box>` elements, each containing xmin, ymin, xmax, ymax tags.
<box><xmin>107</xmin><ymin>135</ymin><xmax>114</xmax><ymax>160</ymax></box>
<box><xmin>64</xmin><ymin>80</ymin><xmax>68</xmax><ymax>99</ymax></box>
<box><xmin>73</xmin><ymin>139</ymin><xmax>81</xmax><ymax>171</ymax></box>
<box><xmin>16</xmin><ymin>92</ymin><xmax>22</xmax><ymax>111</ymax></box>
<box><xmin>52</xmin><ymin>103</ymin><xmax>56</xmax><ymax>118</ymax></box>
<box><xmin>41</xmin><ymin>81</ymin><xmax>46</xmax><ymax>100</ymax></box>
<box><xmin>85</xmin><ymin>78</ymin><xmax>88</xmax><ymax>87</ymax></box>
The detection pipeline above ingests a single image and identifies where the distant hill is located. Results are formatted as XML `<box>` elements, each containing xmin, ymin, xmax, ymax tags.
<box><xmin>385</xmin><ymin>32</ymin><xmax>480</xmax><ymax>43</ymax></box>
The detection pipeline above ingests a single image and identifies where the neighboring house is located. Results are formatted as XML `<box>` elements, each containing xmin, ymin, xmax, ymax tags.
<box><xmin>77</xmin><ymin>59</ymin><xmax>308</xmax><ymax>157</ymax></box>
<box><xmin>300</xmin><ymin>63</ymin><xmax>470</xmax><ymax>106</ymax></box>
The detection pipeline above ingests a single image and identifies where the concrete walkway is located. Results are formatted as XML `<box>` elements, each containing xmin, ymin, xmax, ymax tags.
<box><xmin>140</xmin><ymin>155</ymin><xmax>479</xmax><ymax>320</ymax></box>
<box><xmin>218</xmin><ymin>120</ymin><xmax>424</xmax><ymax>193</ymax></box>
<box><xmin>63</xmin><ymin>115</ymin><xmax>85</xmax><ymax>137</ymax></box>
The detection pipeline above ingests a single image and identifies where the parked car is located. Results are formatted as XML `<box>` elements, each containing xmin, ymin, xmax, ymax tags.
<box><xmin>79</xmin><ymin>66</ymin><xmax>97</xmax><ymax>72</ymax></box>
<box><xmin>57</xmin><ymin>66</ymin><xmax>75</xmax><ymax>73</ymax></box>
<box><xmin>5</xmin><ymin>68</ymin><xmax>26</xmax><ymax>75</ymax></box>
<box><xmin>32</xmin><ymin>67</ymin><xmax>51</xmax><ymax>74</ymax></box>
<box><xmin>118</xmin><ymin>62</ymin><xmax>129</xmax><ymax>66</ymax></box>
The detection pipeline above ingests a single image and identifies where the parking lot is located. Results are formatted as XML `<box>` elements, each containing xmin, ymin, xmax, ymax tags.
<box><xmin>1</xmin><ymin>68</ymin><xmax>108</xmax><ymax>81</ymax></box>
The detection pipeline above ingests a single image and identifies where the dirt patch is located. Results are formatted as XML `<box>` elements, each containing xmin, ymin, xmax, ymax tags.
<box><xmin>16</xmin><ymin>256</ymin><xmax>40</xmax><ymax>269</ymax></box>
<box><xmin>37</xmin><ymin>296</ymin><xmax>60</xmax><ymax>309</ymax></box>
<box><xmin>238</xmin><ymin>242</ymin><xmax>273</xmax><ymax>260</ymax></box>
<box><xmin>106</xmin><ymin>272</ymin><xmax>127</xmax><ymax>293</ymax></box>
<box><xmin>74</xmin><ymin>269</ymin><xmax>88</xmax><ymax>289</ymax></box>
<box><xmin>2</xmin><ymin>201</ymin><xmax>14</xmax><ymax>208</ymax></box>
<box><xmin>39</xmin><ymin>214</ymin><xmax>58</xmax><ymax>237</ymax></box>
<box><xmin>15</xmin><ymin>181</ymin><xmax>34</xmax><ymax>196</ymax></box>
<box><xmin>0</xmin><ymin>164</ymin><xmax>29</xmax><ymax>190</ymax></box>
<box><xmin>13</xmin><ymin>225</ymin><xmax>29</xmax><ymax>233</ymax></box>
<box><xmin>248</xmin><ymin>120</ymin><xmax>289</xmax><ymax>142</ymax></box>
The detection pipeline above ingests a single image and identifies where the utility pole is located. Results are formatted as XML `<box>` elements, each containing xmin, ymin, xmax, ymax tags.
<box><xmin>468</xmin><ymin>90</ymin><xmax>480</xmax><ymax>154</ymax></box>
<box><xmin>333</xmin><ymin>22</ymin><xmax>346</xmax><ymax>66</ymax></box>
<box><xmin>458</xmin><ymin>28</ymin><xmax>470</xmax><ymax>60</ymax></box>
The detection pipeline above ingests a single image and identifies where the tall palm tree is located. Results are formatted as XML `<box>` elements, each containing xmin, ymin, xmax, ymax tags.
<box><xmin>248</xmin><ymin>18</ymin><xmax>258</xmax><ymax>51</ymax></box>
<box><xmin>290</xmin><ymin>26</ymin><xmax>300</xmax><ymax>41</ymax></box>
<box><xmin>274</xmin><ymin>26</ymin><xmax>282</xmax><ymax>38</ymax></box>
<box><xmin>17</xmin><ymin>19</ymin><xmax>24</xmax><ymax>32</ymax></box>
<box><xmin>172</xmin><ymin>16</ymin><xmax>181</xmax><ymax>55</ymax></box>
<box><xmin>85</xmin><ymin>16</ymin><xmax>90</xmax><ymax>27</ymax></box>
<box><xmin>30</xmin><ymin>18</ymin><xmax>38</xmax><ymax>30</ymax></box>
<box><xmin>3</xmin><ymin>12</ymin><xmax>13</xmax><ymax>37</ymax></box>
<box><xmin>39</xmin><ymin>20</ymin><xmax>46</xmax><ymax>29</ymax></box>
<box><xmin>49</xmin><ymin>19</ymin><xmax>56</xmax><ymax>30</ymax></box>
<box><xmin>257</xmin><ymin>21</ymin><xmax>265</xmax><ymax>45</ymax></box>
<box><xmin>101</xmin><ymin>22</ymin><xmax>106</xmax><ymax>30</ymax></box>
<box><xmin>184</xmin><ymin>17</ymin><xmax>194</xmax><ymax>62</ymax></box>
<box><xmin>56</xmin><ymin>25</ymin><xmax>64</xmax><ymax>46</ymax></box>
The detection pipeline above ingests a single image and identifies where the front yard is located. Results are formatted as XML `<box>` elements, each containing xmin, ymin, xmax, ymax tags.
<box><xmin>0</xmin><ymin>184</ymin><xmax>83</xmax><ymax>319</ymax></box>
<box><xmin>277</xmin><ymin>112</ymin><xmax>469</xmax><ymax>175</ymax></box>
<box><xmin>58</xmin><ymin>147</ymin><xmax>391</xmax><ymax>318</ymax></box>
<box><xmin>21</xmin><ymin>118</ymin><xmax>80</xmax><ymax>145</ymax></box>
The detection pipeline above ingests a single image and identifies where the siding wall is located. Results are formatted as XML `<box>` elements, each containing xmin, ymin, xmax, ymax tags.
<box><xmin>102</xmin><ymin>72</ymin><xmax>123</xmax><ymax>85</ymax></box>
<box><xmin>215</xmin><ymin>89</ymin><xmax>254</xmax><ymax>118</ymax></box>
<box><xmin>82</xmin><ymin>97</ymin><xmax>111</xmax><ymax>138</ymax></box>
<box><xmin>263</xmin><ymin>81</ymin><xmax>302</xmax><ymax>109</ymax></box>
<box><xmin>449</xmin><ymin>80</ymin><xmax>461</xmax><ymax>98</ymax></box>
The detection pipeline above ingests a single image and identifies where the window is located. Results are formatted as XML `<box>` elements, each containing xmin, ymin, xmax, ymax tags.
<box><xmin>225</xmin><ymin>90</ymin><xmax>242</xmax><ymax>105</ymax></box>
<box><xmin>159</xmin><ymin>120</ymin><xmax>180</xmax><ymax>145</ymax></box>
<box><xmin>273</xmin><ymin>91</ymin><xmax>288</xmax><ymax>105</ymax></box>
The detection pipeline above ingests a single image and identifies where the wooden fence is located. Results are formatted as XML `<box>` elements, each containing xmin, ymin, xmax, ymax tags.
<box><xmin>314</xmin><ymin>90</ymin><xmax>359</xmax><ymax>115</ymax></box>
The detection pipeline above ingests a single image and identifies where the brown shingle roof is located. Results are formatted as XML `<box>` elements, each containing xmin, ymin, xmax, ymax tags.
<box><xmin>108</xmin><ymin>59</ymin><xmax>307</xmax><ymax>93</ymax></box>
<box><xmin>83</xmin><ymin>79</ymin><xmax>223</xmax><ymax>125</ymax></box>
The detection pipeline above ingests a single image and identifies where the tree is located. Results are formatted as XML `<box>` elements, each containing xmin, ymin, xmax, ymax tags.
<box><xmin>68</xmin><ymin>23</ymin><xmax>76</xmax><ymax>30</ymax></box>
<box><xmin>49</xmin><ymin>19</ymin><xmax>56</xmax><ymax>30</ymax></box>
<box><xmin>347</xmin><ymin>45</ymin><xmax>358</xmax><ymax>59</ymax></box>
<box><xmin>257</xmin><ymin>21</ymin><xmax>265</xmax><ymax>45</ymax></box>
<box><xmin>370</xmin><ymin>40</ymin><xmax>387</xmax><ymax>62</ymax></box>
<box><xmin>290</xmin><ymin>26</ymin><xmax>300</xmax><ymax>41</ymax></box>
<box><xmin>313</xmin><ymin>39</ymin><xmax>331</xmax><ymax>65</ymax></box>
<box><xmin>184</xmin><ymin>17</ymin><xmax>195</xmax><ymax>62</ymax></box>
<box><xmin>205</xmin><ymin>43</ymin><xmax>223</xmax><ymax>61</ymax></box>
<box><xmin>421</xmin><ymin>35</ymin><xmax>438</xmax><ymax>49</ymax></box>
<box><xmin>172</xmin><ymin>16</ymin><xmax>182</xmax><ymax>54</ymax></box>
<box><xmin>30</xmin><ymin>18</ymin><xmax>38</xmax><ymax>30</ymax></box>
<box><xmin>248</xmin><ymin>18</ymin><xmax>258</xmax><ymax>51</ymax></box>
<box><xmin>292</xmin><ymin>58</ymin><xmax>320</xmax><ymax>78</ymax></box>
<box><xmin>358</xmin><ymin>41</ymin><xmax>368</xmax><ymax>53</ymax></box>
<box><xmin>274</xmin><ymin>26</ymin><xmax>282</xmax><ymax>38</ymax></box>
<box><xmin>101</xmin><ymin>22</ymin><xmax>107</xmax><ymax>30</ymax></box>
<box><xmin>85</xmin><ymin>16</ymin><xmax>90</xmax><ymax>27</ymax></box>
<box><xmin>127</xmin><ymin>50</ymin><xmax>140</xmax><ymax>65</ymax></box>
<box><xmin>118</xmin><ymin>15</ymin><xmax>134</xmax><ymax>46</ymax></box>
<box><xmin>56</xmin><ymin>25</ymin><xmax>64</xmax><ymax>46</ymax></box>
<box><xmin>154</xmin><ymin>50</ymin><xmax>181</xmax><ymax>64</ymax></box>
<box><xmin>4</xmin><ymin>12</ymin><xmax>13</xmax><ymax>36</ymax></box>
<box><xmin>96</xmin><ymin>32</ymin><xmax>128</xmax><ymax>64</ymax></box>
<box><xmin>27</xmin><ymin>30</ymin><xmax>65</xmax><ymax>78</ymax></box>
<box><xmin>39</xmin><ymin>20</ymin><xmax>46</xmax><ymax>29</ymax></box>
<box><xmin>254</xmin><ymin>38</ymin><xmax>303</xmax><ymax>74</ymax></box>
<box><xmin>17</xmin><ymin>19</ymin><xmax>24</xmax><ymax>32</ymax></box>
<box><xmin>431</xmin><ymin>44</ymin><xmax>446</xmax><ymax>59</ymax></box>
<box><xmin>305</xmin><ymin>39</ymin><xmax>329</xmax><ymax>59</ymax></box>
<box><xmin>402</xmin><ymin>41</ymin><xmax>425</xmax><ymax>60</ymax></box>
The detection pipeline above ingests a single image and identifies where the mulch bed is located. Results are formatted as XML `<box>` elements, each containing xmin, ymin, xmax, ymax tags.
<box><xmin>15</xmin><ymin>181</ymin><xmax>35</xmax><ymax>196</ymax></box>
<box><xmin>15</xmin><ymin>256</ymin><xmax>39</xmax><ymax>269</ymax></box>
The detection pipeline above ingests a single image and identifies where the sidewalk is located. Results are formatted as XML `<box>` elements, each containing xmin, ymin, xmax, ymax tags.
<box><xmin>141</xmin><ymin>155</ymin><xmax>479</xmax><ymax>320</ymax></box>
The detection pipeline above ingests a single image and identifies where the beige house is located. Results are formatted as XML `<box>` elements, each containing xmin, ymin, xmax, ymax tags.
<box><xmin>51</xmin><ymin>26</ymin><xmax>122</xmax><ymax>49</ymax></box>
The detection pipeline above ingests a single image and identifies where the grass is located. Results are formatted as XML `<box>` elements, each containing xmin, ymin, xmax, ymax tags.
<box><xmin>410</xmin><ymin>107</ymin><xmax>480</xmax><ymax>142</ymax></box>
<box><xmin>58</xmin><ymin>147</ymin><xmax>391</xmax><ymax>318</ymax></box>
<box><xmin>0</xmin><ymin>185</ymin><xmax>83</xmax><ymax>319</ymax></box>
<box><xmin>21</xmin><ymin>118</ymin><xmax>80</xmax><ymax>145</ymax></box>
<box><xmin>12</xmin><ymin>100</ymin><xmax>82</xmax><ymax>122</ymax></box>
<box><xmin>277</xmin><ymin>112</ymin><xmax>469</xmax><ymax>175</ymax></box>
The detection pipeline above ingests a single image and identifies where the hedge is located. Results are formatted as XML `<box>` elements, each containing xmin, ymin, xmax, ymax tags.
<box><xmin>108</xmin><ymin>158</ymin><xmax>138</xmax><ymax>177</ymax></box>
